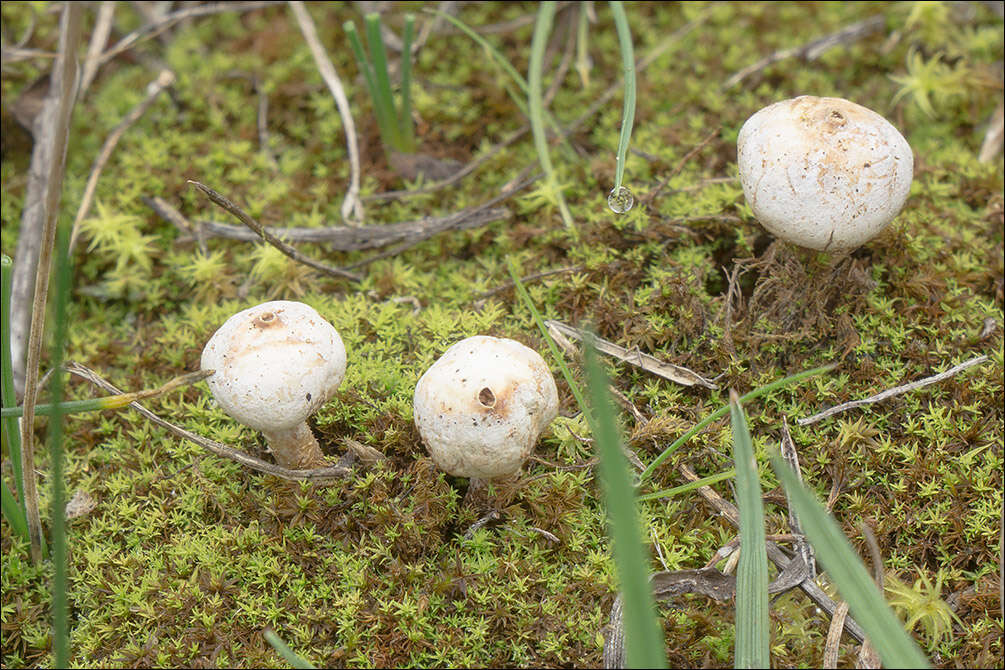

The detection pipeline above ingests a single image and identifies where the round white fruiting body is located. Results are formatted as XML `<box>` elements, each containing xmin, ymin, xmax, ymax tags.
<box><xmin>737</xmin><ymin>95</ymin><xmax>913</xmax><ymax>251</ymax></box>
<box><xmin>201</xmin><ymin>300</ymin><xmax>346</xmax><ymax>470</ymax></box>
<box><xmin>413</xmin><ymin>336</ymin><xmax>559</xmax><ymax>479</ymax></box>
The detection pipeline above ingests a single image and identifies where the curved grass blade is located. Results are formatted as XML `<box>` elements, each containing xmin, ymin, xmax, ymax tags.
<box><xmin>264</xmin><ymin>629</ymin><xmax>316</xmax><ymax>669</ymax></box>
<box><xmin>583</xmin><ymin>336</ymin><xmax>667</xmax><ymax>669</ymax></box>
<box><xmin>635</xmin><ymin>468</ymin><xmax>735</xmax><ymax>503</ymax></box>
<box><xmin>609</xmin><ymin>1</ymin><xmax>636</xmax><ymax>194</ymax></box>
<box><xmin>638</xmin><ymin>364</ymin><xmax>835</xmax><ymax>484</ymax></box>
<box><xmin>729</xmin><ymin>391</ymin><xmax>770</xmax><ymax>668</ymax></box>
<box><xmin>529</xmin><ymin>4</ymin><xmax>575</xmax><ymax>229</ymax></box>
<box><xmin>770</xmin><ymin>452</ymin><xmax>931</xmax><ymax>668</ymax></box>
<box><xmin>505</xmin><ymin>259</ymin><xmax>588</xmax><ymax>417</ymax></box>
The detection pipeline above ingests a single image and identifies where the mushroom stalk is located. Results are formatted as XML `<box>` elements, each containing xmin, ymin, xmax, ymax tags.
<box><xmin>263</xmin><ymin>422</ymin><xmax>327</xmax><ymax>470</ymax></box>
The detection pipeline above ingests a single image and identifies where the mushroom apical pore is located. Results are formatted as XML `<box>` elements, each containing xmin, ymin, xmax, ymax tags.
<box><xmin>737</xmin><ymin>95</ymin><xmax>913</xmax><ymax>251</ymax></box>
<box><xmin>413</xmin><ymin>336</ymin><xmax>559</xmax><ymax>479</ymax></box>
<box><xmin>201</xmin><ymin>300</ymin><xmax>346</xmax><ymax>470</ymax></box>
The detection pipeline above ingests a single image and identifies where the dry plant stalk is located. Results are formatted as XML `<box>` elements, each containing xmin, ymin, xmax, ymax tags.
<box><xmin>544</xmin><ymin>319</ymin><xmax>720</xmax><ymax>389</ymax></box>
<box><xmin>288</xmin><ymin>0</ymin><xmax>364</xmax><ymax>223</ymax></box>
<box><xmin>724</xmin><ymin>15</ymin><xmax>885</xmax><ymax>89</ymax></box>
<box><xmin>798</xmin><ymin>354</ymin><xmax>989</xmax><ymax>425</ymax></box>
<box><xmin>678</xmin><ymin>464</ymin><xmax>867</xmax><ymax>643</ymax></box>
<box><xmin>69</xmin><ymin>69</ymin><xmax>176</xmax><ymax>253</ymax></box>
<box><xmin>16</xmin><ymin>2</ymin><xmax>84</xmax><ymax>562</ymax></box>
<box><xmin>64</xmin><ymin>362</ymin><xmax>352</xmax><ymax>483</ymax></box>
<box><xmin>78</xmin><ymin>1</ymin><xmax>116</xmax><ymax>96</ymax></box>
<box><xmin>188</xmin><ymin>180</ymin><xmax>363</xmax><ymax>282</ymax></box>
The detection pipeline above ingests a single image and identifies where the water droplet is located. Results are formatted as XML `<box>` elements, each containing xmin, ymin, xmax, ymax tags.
<box><xmin>607</xmin><ymin>186</ymin><xmax>634</xmax><ymax>214</ymax></box>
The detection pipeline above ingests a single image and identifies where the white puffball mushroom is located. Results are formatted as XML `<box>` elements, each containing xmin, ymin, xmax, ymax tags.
<box><xmin>413</xmin><ymin>336</ymin><xmax>559</xmax><ymax>480</ymax></box>
<box><xmin>201</xmin><ymin>300</ymin><xmax>346</xmax><ymax>470</ymax></box>
<box><xmin>737</xmin><ymin>95</ymin><xmax>913</xmax><ymax>251</ymax></box>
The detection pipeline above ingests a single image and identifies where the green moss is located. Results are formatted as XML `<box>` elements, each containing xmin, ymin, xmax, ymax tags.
<box><xmin>2</xmin><ymin>1</ymin><xmax>1003</xmax><ymax>668</ymax></box>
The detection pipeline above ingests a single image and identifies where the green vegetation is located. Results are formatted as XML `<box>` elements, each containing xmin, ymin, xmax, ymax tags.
<box><xmin>1</xmin><ymin>2</ymin><xmax>1002</xmax><ymax>668</ymax></box>
<box><xmin>344</xmin><ymin>13</ymin><xmax>417</xmax><ymax>156</ymax></box>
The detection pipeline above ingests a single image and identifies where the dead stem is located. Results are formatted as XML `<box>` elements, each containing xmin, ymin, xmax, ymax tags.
<box><xmin>64</xmin><ymin>361</ymin><xmax>353</xmax><ymax>483</ymax></box>
<box><xmin>16</xmin><ymin>2</ymin><xmax>84</xmax><ymax>562</ymax></box>
<box><xmin>678</xmin><ymin>463</ymin><xmax>867</xmax><ymax>643</ymax></box>
<box><xmin>78</xmin><ymin>1</ymin><xmax>116</xmax><ymax>96</ymax></box>
<box><xmin>288</xmin><ymin>0</ymin><xmax>364</xmax><ymax>224</ymax></box>
<box><xmin>822</xmin><ymin>601</ymin><xmax>850</xmax><ymax>668</ymax></box>
<box><xmin>545</xmin><ymin>319</ymin><xmax>720</xmax><ymax>389</ymax></box>
<box><xmin>797</xmin><ymin>354</ymin><xmax>990</xmax><ymax>425</ymax></box>
<box><xmin>68</xmin><ymin>69</ymin><xmax>176</xmax><ymax>254</ymax></box>
<box><xmin>723</xmin><ymin>15</ymin><xmax>886</xmax><ymax>89</ymax></box>
<box><xmin>96</xmin><ymin>1</ymin><xmax>283</xmax><ymax>69</ymax></box>
<box><xmin>187</xmin><ymin>180</ymin><xmax>364</xmax><ymax>282</ymax></box>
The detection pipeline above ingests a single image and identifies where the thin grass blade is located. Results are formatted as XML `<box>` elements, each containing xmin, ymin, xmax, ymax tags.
<box><xmin>770</xmin><ymin>452</ymin><xmax>931</xmax><ymax>668</ymax></box>
<box><xmin>264</xmin><ymin>629</ymin><xmax>316</xmax><ymax>669</ymax></box>
<box><xmin>1</xmin><ymin>368</ymin><xmax>213</xmax><ymax>418</ymax></box>
<box><xmin>364</xmin><ymin>13</ymin><xmax>402</xmax><ymax>150</ymax></box>
<box><xmin>638</xmin><ymin>364</ymin><xmax>835</xmax><ymax>484</ymax></box>
<box><xmin>1</xmin><ymin>481</ymin><xmax>29</xmax><ymax>542</ymax></box>
<box><xmin>1</xmin><ymin>255</ymin><xmax>26</xmax><ymax>511</ymax></box>
<box><xmin>47</xmin><ymin>222</ymin><xmax>73</xmax><ymax>667</ymax></box>
<box><xmin>609</xmin><ymin>1</ymin><xmax>636</xmax><ymax>194</ymax></box>
<box><xmin>635</xmin><ymin>469</ymin><xmax>735</xmax><ymax>503</ymax></box>
<box><xmin>505</xmin><ymin>259</ymin><xmax>588</xmax><ymax>416</ymax></box>
<box><xmin>398</xmin><ymin>13</ymin><xmax>416</xmax><ymax>152</ymax></box>
<box><xmin>583</xmin><ymin>336</ymin><xmax>667</xmax><ymax>669</ymax></box>
<box><xmin>344</xmin><ymin>20</ymin><xmax>395</xmax><ymax>150</ymax></box>
<box><xmin>729</xmin><ymin>392</ymin><xmax>770</xmax><ymax>668</ymax></box>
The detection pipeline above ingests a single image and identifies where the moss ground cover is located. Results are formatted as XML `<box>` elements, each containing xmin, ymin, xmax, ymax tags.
<box><xmin>2</xmin><ymin>2</ymin><xmax>1002</xmax><ymax>667</ymax></box>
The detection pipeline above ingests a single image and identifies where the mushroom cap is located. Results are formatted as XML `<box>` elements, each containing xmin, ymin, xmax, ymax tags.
<box><xmin>413</xmin><ymin>335</ymin><xmax>559</xmax><ymax>479</ymax></box>
<box><xmin>737</xmin><ymin>95</ymin><xmax>913</xmax><ymax>251</ymax></box>
<box><xmin>201</xmin><ymin>300</ymin><xmax>346</xmax><ymax>433</ymax></box>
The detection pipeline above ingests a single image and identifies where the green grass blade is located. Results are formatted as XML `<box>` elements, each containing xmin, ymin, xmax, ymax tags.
<box><xmin>583</xmin><ymin>336</ymin><xmax>667</xmax><ymax>669</ymax></box>
<box><xmin>1</xmin><ymin>368</ymin><xmax>212</xmax><ymax>418</ymax></box>
<box><xmin>1</xmin><ymin>254</ymin><xmax>26</xmax><ymax>512</ymax></box>
<box><xmin>729</xmin><ymin>392</ymin><xmax>770</xmax><ymax>668</ymax></box>
<box><xmin>344</xmin><ymin>20</ymin><xmax>395</xmax><ymax>151</ymax></box>
<box><xmin>365</xmin><ymin>13</ymin><xmax>403</xmax><ymax>150</ymax></box>
<box><xmin>428</xmin><ymin>9</ymin><xmax>565</xmax><ymax>144</ymax></box>
<box><xmin>529</xmin><ymin>3</ymin><xmax>574</xmax><ymax>229</ymax></box>
<box><xmin>635</xmin><ymin>469</ymin><xmax>735</xmax><ymax>503</ymax></box>
<box><xmin>770</xmin><ymin>452</ymin><xmax>931</xmax><ymax>669</ymax></box>
<box><xmin>609</xmin><ymin>1</ymin><xmax>636</xmax><ymax>194</ymax></box>
<box><xmin>48</xmin><ymin>222</ymin><xmax>72</xmax><ymax>667</ymax></box>
<box><xmin>264</xmin><ymin>629</ymin><xmax>316</xmax><ymax>669</ymax></box>
<box><xmin>505</xmin><ymin>259</ymin><xmax>588</xmax><ymax>419</ymax></box>
<box><xmin>1</xmin><ymin>480</ymin><xmax>29</xmax><ymax>542</ymax></box>
<box><xmin>398</xmin><ymin>13</ymin><xmax>416</xmax><ymax>152</ymax></box>
<box><xmin>638</xmin><ymin>364</ymin><xmax>835</xmax><ymax>484</ymax></box>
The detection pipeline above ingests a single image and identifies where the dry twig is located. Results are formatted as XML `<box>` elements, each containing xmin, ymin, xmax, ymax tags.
<box><xmin>288</xmin><ymin>0</ymin><xmax>364</xmax><ymax>223</ymax></box>
<box><xmin>780</xmin><ymin>417</ymin><xmax>817</xmax><ymax>578</ymax></box>
<box><xmin>64</xmin><ymin>362</ymin><xmax>353</xmax><ymax>482</ymax></box>
<box><xmin>724</xmin><ymin>15</ymin><xmax>886</xmax><ymax>89</ymax></box>
<box><xmin>95</xmin><ymin>1</ymin><xmax>282</xmax><ymax>69</ymax></box>
<box><xmin>678</xmin><ymin>463</ymin><xmax>867</xmax><ymax>643</ymax></box>
<box><xmin>188</xmin><ymin>180</ymin><xmax>364</xmax><ymax>282</ymax></box>
<box><xmin>823</xmin><ymin>601</ymin><xmax>851</xmax><ymax>668</ymax></box>
<box><xmin>544</xmin><ymin>320</ymin><xmax>720</xmax><ymax>389</ymax></box>
<box><xmin>797</xmin><ymin>355</ymin><xmax>989</xmax><ymax>425</ymax></box>
<box><xmin>78</xmin><ymin>1</ymin><xmax>116</xmax><ymax>96</ymax></box>
<box><xmin>978</xmin><ymin>100</ymin><xmax>1004</xmax><ymax>163</ymax></box>
<box><xmin>16</xmin><ymin>2</ymin><xmax>84</xmax><ymax>562</ymax></box>
<box><xmin>69</xmin><ymin>69</ymin><xmax>177</xmax><ymax>253</ymax></box>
